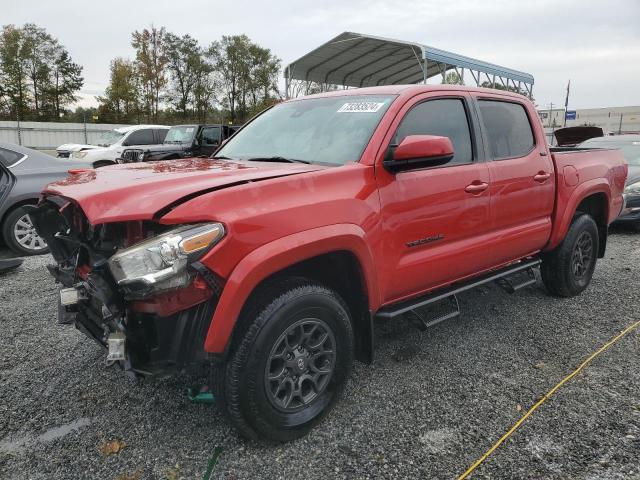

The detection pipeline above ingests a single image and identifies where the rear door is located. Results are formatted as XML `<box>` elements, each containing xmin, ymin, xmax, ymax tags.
<box><xmin>376</xmin><ymin>92</ymin><xmax>493</xmax><ymax>303</ymax></box>
<box><xmin>473</xmin><ymin>96</ymin><xmax>555</xmax><ymax>265</ymax></box>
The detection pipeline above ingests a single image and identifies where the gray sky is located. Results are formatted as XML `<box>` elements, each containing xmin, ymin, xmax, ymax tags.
<box><xmin>4</xmin><ymin>0</ymin><xmax>639</xmax><ymax>110</ymax></box>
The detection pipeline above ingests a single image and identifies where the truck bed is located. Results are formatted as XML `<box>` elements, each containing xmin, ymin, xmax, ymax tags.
<box><xmin>546</xmin><ymin>147</ymin><xmax>627</xmax><ymax>251</ymax></box>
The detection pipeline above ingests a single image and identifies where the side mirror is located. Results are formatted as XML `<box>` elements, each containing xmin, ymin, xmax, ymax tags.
<box><xmin>193</xmin><ymin>138</ymin><xmax>200</xmax><ymax>148</ymax></box>
<box><xmin>384</xmin><ymin>135</ymin><xmax>455</xmax><ymax>172</ymax></box>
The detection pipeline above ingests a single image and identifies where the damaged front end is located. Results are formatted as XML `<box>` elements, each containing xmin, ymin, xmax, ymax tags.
<box><xmin>29</xmin><ymin>196</ymin><xmax>225</xmax><ymax>377</ymax></box>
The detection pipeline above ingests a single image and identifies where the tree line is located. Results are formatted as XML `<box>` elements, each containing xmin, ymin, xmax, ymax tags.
<box><xmin>0</xmin><ymin>23</ymin><xmax>282</xmax><ymax>125</ymax></box>
<box><xmin>0</xmin><ymin>24</ymin><xmax>83</xmax><ymax>121</ymax></box>
<box><xmin>99</xmin><ymin>26</ymin><xmax>281</xmax><ymax>125</ymax></box>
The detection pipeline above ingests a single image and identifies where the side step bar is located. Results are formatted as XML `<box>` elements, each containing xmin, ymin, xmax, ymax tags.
<box><xmin>375</xmin><ymin>258</ymin><xmax>541</xmax><ymax>321</ymax></box>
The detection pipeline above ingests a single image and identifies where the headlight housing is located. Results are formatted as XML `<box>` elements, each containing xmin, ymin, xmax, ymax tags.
<box><xmin>624</xmin><ymin>181</ymin><xmax>640</xmax><ymax>196</ymax></box>
<box><xmin>138</xmin><ymin>152</ymin><xmax>145</xmax><ymax>161</ymax></box>
<box><xmin>72</xmin><ymin>151</ymin><xmax>88</xmax><ymax>159</ymax></box>
<box><xmin>108</xmin><ymin>223</ymin><xmax>224</xmax><ymax>297</ymax></box>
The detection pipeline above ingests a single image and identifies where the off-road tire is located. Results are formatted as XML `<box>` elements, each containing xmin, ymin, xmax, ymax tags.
<box><xmin>213</xmin><ymin>277</ymin><xmax>354</xmax><ymax>443</ymax></box>
<box><xmin>541</xmin><ymin>214</ymin><xmax>599</xmax><ymax>297</ymax></box>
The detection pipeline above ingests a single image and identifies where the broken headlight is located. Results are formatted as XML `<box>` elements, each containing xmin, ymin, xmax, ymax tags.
<box><xmin>108</xmin><ymin>223</ymin><xmax>224</xmax><ymax>296</ymax></box>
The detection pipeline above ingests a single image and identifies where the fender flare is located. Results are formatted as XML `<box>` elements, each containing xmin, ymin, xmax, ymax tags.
<box><xmin>203</xmin><ymin>224</ymin><xmax>380</xmax><ymax>354</ymax></box>
<box><xmin>545</xmin><ymin>178</ymin><xmax>610</xmax><ymax>251</ymax></box>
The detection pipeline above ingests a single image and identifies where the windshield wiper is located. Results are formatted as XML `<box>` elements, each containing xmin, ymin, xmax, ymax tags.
<box><xmin>210</xmin><ymin>155</ymin><xmax>234</xmax><ymax>160</ymax></box>
<box><xmin>245</xmin><ymin>156</ymin><xmax>310</xmax><ymax>164</ymax></box>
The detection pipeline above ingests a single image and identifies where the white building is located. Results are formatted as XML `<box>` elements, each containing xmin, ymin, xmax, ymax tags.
<box><xmin>537</xmin><ymin>105</ymin><xmax>640</xmax><ymax>144</ymax></box>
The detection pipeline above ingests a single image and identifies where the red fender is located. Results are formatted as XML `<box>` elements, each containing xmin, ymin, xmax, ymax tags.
<box><xmin>203</xmin><ymin>224</ymin><xmax>381</xmax><ymax>354</ymax></box>
<box><xmin>545</xmin><ymin>178</ymin><xmax>611</xmax><ymax>252</ymax></box>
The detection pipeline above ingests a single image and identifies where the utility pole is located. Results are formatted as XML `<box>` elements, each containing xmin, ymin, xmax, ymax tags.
<box><xmin>548</xmin><ymin>102</ymin><xmax>556</xmax><ymax>146</ymax></box>
<box><xmin>618</xmin><ymin>113</ymin><xmax>624</xmax><ymax>134</ymax></box>
<box><xmin>83</xmin><ymin>111</ymin><xmax>88</xmax><ymax>144</ymax></box>
<box><xmin>16</xmin><ymin>108</ymin><xmax>22</xmax><ymax>146</ymax></box>
<box><xmin>563</xmin><ymin>80</ymin><xmax>570</xmax><ymax>127</ymax></box>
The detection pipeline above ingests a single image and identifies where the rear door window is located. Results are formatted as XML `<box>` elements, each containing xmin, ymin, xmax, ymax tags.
<box><xmin>0</xmin><ymin>147</ymin><xmax>25</xmax><ymax>168</ymax></box>
<box><xmin>393</xmin><ymin>98</ymin><xmax>473</xmax><ymax>165</ymax></box>
<box><xmin>478</xmin><ymin>100</ymin><xmax>535</xmax><ymax>159</ymax></box>
<box><xmin>126</xmin><ymin>129</ymin><xmax>155</xmax><ymax>146</ymax></box>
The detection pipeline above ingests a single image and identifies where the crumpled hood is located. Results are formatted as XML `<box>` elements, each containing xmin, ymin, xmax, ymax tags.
<box><xmin>44</xmin><ymin>158</ymin><xmax>324</xmax><ymax>224</ymax></box>
<box><xmin>57</xmin><ymin>143</ymin><xmax>101</xmax><ymax>152</ymax></box>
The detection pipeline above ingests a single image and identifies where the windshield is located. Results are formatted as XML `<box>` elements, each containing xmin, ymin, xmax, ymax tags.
<box><xmin>580</xmin><ymin>138</ymin><xmax>640</xmax><ymax>166</ymax></box>
<box><xmin>216</xmin><ymin>95</ymin><xmax>395</xmax><ymax>165</ymax></box>
<box><xmin>164</xmin><ymin>126</ymin><xmax>197</xmax><ymax>144</ymax></box>
<box><xmin>95</xmin><ymin>130</ymin><xmax>125</xmax><ymax>147</ymax></box>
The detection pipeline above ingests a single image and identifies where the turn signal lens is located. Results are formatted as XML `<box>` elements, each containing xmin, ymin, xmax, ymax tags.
<box><xmin>179</xmin><ymin>224</ymin><xmax>225</xmax><ymax>254</ymax></box>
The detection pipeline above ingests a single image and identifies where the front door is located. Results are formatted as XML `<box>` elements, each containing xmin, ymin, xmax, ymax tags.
<box><xmin>376</xmin><ymin>93</ymin><xmax>493</xmax><ymax>304</ymax></box>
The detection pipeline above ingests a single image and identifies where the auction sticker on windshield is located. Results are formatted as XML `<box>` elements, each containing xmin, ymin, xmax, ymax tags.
<box><xmin>337</xmin><ymin>102</ymin><xmax>385</xmax><ymax>113</ymax></box>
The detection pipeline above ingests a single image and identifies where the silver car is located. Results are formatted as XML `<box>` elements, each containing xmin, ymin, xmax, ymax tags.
<box><xmin>0</xmin><ymin>143</ymin><xmax>91</xmax><ymax>255</ymax></box>
<box><xmin>579</xmin><ymin>135</ymin><xmax>640</xmax><ymax>231</ymax></box>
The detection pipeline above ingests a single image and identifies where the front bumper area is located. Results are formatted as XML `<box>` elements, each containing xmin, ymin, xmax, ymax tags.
<box><xmin>615</xmin><ymin>194</ymin><xmax>640</xmax><ymax>225</ymax></box>
<box><xmin>30</xmin><ymin>197</ymin><xmax>223</xmax><ymax>377</ymax></box>
<box><xmin>54</xmin><ymin>274</ymin><xmax>219</xmax><ymax>376</ymax></box>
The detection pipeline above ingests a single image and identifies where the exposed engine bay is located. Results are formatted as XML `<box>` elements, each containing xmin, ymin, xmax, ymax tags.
<box><xmin>29</xmin><ymin>196</ymin><xmax>224</xmax><ymax>377</ymax></box>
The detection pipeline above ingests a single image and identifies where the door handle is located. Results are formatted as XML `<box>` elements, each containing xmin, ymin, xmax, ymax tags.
<box><xmin>534</xmin><ymin>172</ymin><xmax>551</xmax><ymax>182</ymax></box>
<box><xmin>465</xmin><ymin>181</ymin><xmax>489</xmax><ymax>194</ymax></box>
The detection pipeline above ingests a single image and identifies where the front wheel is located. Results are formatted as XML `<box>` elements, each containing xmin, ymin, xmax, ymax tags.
<box><xmin>541</xmin><ymin>214</ymin><xmax>599</xmax><ymax>297</ymax></box>
<box><xmin>2</xmin><ymin>206</ymin><xmax>49</xmax><ymax>256</ymax></box>
<box><xmin>215</xmin><ymin>278</ymin><xmax>354</xmax><ymax>442</ymax></box>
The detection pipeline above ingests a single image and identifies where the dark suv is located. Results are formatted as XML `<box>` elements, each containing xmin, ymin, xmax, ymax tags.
<box><xmin>117</xmin><ymin>124</ymin><xmax>239</xmax><ymax>163</ymax></box>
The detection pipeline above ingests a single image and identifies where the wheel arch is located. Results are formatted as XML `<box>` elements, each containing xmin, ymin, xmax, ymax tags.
<box><xmin>1</xmin><ymin>197</ymin><xmax>39</xmax><ymax>228</ymax></box>
<box><xmin>203</xmin><ymin>224</ymin><xmax>380</xmax><ymax>362</ymax></box>
<box><xmin>575</xmin><ymin>192</ymin><xmax>608</xmax><ymax>257</ymax></box>
<box><xmin>546</xmin><ymin>179</ymin><xmax>611</xmax><ymax>255</ymax></box>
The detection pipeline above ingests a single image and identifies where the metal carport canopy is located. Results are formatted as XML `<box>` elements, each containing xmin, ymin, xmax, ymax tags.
<box><xmin>285</xmin><ymin>32</ymin><xmax>534</xmax><ymax>96</ymax></box>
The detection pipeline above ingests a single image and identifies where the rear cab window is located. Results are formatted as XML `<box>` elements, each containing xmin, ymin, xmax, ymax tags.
<box><xmin>478</xmin><ymin>100</ymin><xmax>535</xmax><ymax>159</ymax></box>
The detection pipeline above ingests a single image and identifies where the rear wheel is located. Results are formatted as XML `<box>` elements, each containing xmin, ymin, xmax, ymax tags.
<box><xmin>541</xmin><ymin>214</ymin><xmax>599</xmax><ymax>297</ymax></box>
<box><xmin>2</xmin><ymin>206</ymin><xmax>49</xmax><ymax>256</ymax></box>
<box><xmin>214</xmin><ymin>278</ymin><xmax>354</xmax><ymax>442</ymax></box>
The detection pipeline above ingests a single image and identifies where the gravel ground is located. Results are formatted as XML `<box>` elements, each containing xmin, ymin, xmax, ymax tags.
<box><xmin>1</xmin><ymin>229</ymin><xmax>639</xmax><ymax>479</ymax></box>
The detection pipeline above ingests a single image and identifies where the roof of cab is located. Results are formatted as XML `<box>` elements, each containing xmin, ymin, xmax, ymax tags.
<box><xmin>114</xmin><ymin>124</ymin><xmax>170</xmax><ymax>133</ymax></box>
<box><xmin>290</xmin><ymin>84</ymin><xmax>529</xmax><ymax>101</ymax></box>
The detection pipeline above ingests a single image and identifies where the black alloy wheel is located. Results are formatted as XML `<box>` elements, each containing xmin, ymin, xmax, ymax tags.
<box><xmin>264</xmin><ymin>318</ymin><xmax>336</xmax><ymax>412</ymax></box>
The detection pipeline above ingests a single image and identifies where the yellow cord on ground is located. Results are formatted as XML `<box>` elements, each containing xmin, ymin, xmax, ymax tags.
<box><xmin>458</xmin><ymin>319</ymin><xmax>640</xmax><ymax>480</ymax></box>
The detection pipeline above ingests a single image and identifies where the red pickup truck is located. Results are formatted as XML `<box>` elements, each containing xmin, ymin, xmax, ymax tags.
<box><xmin>32</xmin><ymin>85</ymin><xmax>627</xmax><ymax>442</ymax></box>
